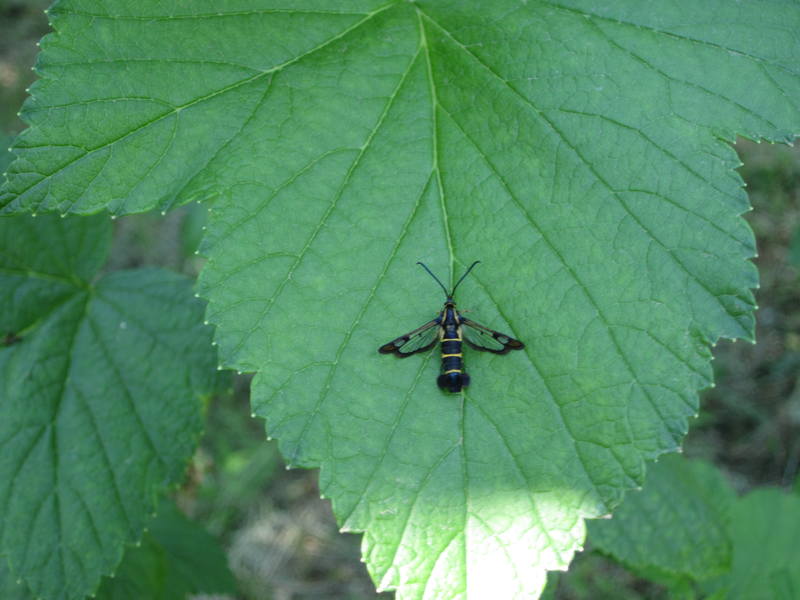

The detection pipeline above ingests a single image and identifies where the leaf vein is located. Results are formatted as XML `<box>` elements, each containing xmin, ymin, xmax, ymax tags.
<box><xmin>422</xmin><ymin>9</ymin><xmax>753</xmax><ymax>332</ymax></box>
<box><xmin>551</xmin><ymin>107</ymin><xmax>747</xmax><ymax>223</ymax></box>
<box><xmin>164</xmin><ymin>74</ymin><xmax>277</xmax><ymax>212</ymax></box>
<box><xmin>378</xmin><ymin>443</ymin><xmax>461</xmax><ymax>590</ymax></box>
<box><xmin>424</xmin><ymin>9</ymin><xmax>756</xmax><ymax>423</ymax></box>
<box><xmin>203</xmin><ymin>147</ymin><xmax>356</xmax><ymax>287</ymax></box>
<box><xmin>224</xmin><ymin>45</ymin><xmax>421</xmax><ymax>365</ymax></box>
<box><xmin>418</xmin><ymin>9</ymin><xmax>455</xmax><ymax>281</ymax></box>
<box><xmin>71</xmin><ymin>384</ymin><xmax>135</xmax><ymax>532</ymax></box>
<box><xmin>540</xmin><ymin>1</ymin><xmax>800</xmax><ymax>79</ymax></box>
<box><xmin>584</xmin><ymin>20</ymin><xmax>782</xmax><ymax>132</ymax></box>
<box><xmin>84</xmin><ymin>311</ymin><xmax>166</xmax><ymax>471</ymax></box>
<box><xmin>10</xmin><ymin>3</ymin><xmax>397</xmax><ymax>210</ymax></box>
<box><xmin>441</xmin><ymin>108</ymin><xmax>631</xmax><ymax>497</ymax></box>
<box><xmin>288</xmin><ymin>78</ymin><xmax>429</xmax><ymax>463</ymax></box>
<box><xmin>468</xmin><ymin>394</ymin><xmax>566</xmax><ymax>564</ymax></box>
<box><xmin>115</xmin><ymin>112</ymin><xmax>180</xmax><ymax>214</ymax></box>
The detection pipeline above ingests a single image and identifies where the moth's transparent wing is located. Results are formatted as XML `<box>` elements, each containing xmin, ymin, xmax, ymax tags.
<box><xmin>461</xmin><ymin>316</ymin><xmax>524</xmax><ymax>354</ymax></box>
<box><xmin>378</xmin><ymin>319</ymin><xmax>440</xmax><ymax>357</ymax></box>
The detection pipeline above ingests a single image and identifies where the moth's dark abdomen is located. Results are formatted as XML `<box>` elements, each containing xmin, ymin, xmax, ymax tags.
<box><xmin>441</xmin><ymin>339</ymin><xmax>460</xmax><ymax>354</ymax></box>
<box><xmin>442</xmin><ymin>354</ymin><xmax>462</xmax><ymax>372</ymax></box>
<box><xmin>438</xmin><ymin>306</ymin><xmax>467</xmax><ymax>393</ymax></box>
<box><xmin>437</xmin><ymin>371</ymin><xmax>470</xmax><ymax>393</ymax></box>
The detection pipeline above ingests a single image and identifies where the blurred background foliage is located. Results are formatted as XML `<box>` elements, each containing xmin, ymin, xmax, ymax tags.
<box><xmin>1</xmin><ymin>2</ymin><xmax>798</xmax><ymax>598</ymax></box>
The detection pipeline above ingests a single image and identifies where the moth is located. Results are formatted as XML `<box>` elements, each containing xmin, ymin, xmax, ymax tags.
<box><xmin>378</xmin><ymin>261</ymin><xmax>524</xmax><ymax>392</ymax></box>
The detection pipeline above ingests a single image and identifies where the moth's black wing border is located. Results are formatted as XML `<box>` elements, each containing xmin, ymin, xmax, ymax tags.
<box><xmin>460</xmin><ymin>316</ymin><xmax>524</xmax><ymax>354</ymax></box>
<box><xmin>378</xmin><ymin>318</ymin><xmax>440</xmax><ymax>357</ymax></box>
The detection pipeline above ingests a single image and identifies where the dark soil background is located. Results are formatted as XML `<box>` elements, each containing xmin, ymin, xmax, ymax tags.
<box><xmin>2</xmin><ymin>2</ymin><xmax>798</xmax><ymax>598</ymax></box>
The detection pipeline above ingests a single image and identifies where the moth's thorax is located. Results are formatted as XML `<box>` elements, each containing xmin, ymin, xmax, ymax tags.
<box><xmin>442</xmin><ymin>299</ymin><xmax>460</xmax><ymax>327</ymax></box>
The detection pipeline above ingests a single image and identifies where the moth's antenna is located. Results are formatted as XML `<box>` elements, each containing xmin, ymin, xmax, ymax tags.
<box><xmin>416</xmin><ymin>262</ymin><xmax>449</xmax><ymax>296</ymax></box>
<box><xmin>451</xmin><ymin>261</ymin><xmax>481</xmax><ymax>295</ymax></box>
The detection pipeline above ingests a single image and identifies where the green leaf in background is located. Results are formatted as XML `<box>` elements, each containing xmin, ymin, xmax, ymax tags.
<box><xmin>587</xmin><ymin>456</ymin><xmax>735</xmax><ymax>585</ymax></box>
<box><xmin>95</xmin><ymin>499</ymin><xmax>237</xmax><ymax>600</ymax></box>
<box><xmin>1</xmin><ymin>499</ymin><xmax>236</xmax><ymax>600</ymax></box>
<box><xmin>702</xmin><ymin>489</ymin><xmax>800</xmax><ymax>600</ymax></box>
<box><xmin>2</xmin><ymin>1</ymin><xmax>800</xmax><ymax>598</ymax></box>
<box><xmin>581</xmin><ymin>459</ymin><xmax>800</xmax><ymax>600</ymax></box>
<box><xmin>0</xmin><ymin>214</ymin><xmax>218</xmax><ymax>599</ymax></box>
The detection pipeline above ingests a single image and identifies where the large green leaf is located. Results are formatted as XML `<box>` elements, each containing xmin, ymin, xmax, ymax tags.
<box><xmin>587</xmin><ymin>456</ymin><xmax>735</xmax><ymax>584</ymax></box>
<box><xmin>2</xmin><ymin>1</ymin><xmax>800</xmax><ymax>598</ymax></box>
<box><xmin>0</xmin><ymin>214</ymin><xmax>218</xmax><ymax>599</ymax></box>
